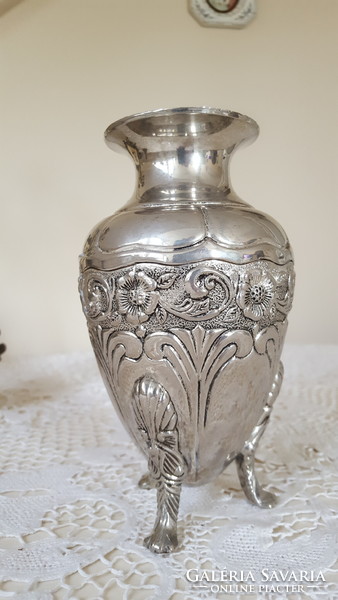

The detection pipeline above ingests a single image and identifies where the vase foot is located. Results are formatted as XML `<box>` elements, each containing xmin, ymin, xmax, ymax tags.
<box><xmin>236</xmin><ymin>361</ymin><xmax>283</xmax><ymax>509</ymax></box>
<box><xmin>236</xmin><ymin>451</ymin><xmax>278</xmax><ymax>508</ymax></box>
<box><xmin>138</xmin><ymin>472</ymin><xmax>155</xmax><ymax>489</ymax></box>
<box><xmin>132</xmin><ymin>376</ymin><xmax>186</xmax><ymax>554</ymax></box>
<box><xmin>144</xmin><ymin>526</ymin><xmax>179</xmax><ymax>554</ymax></box>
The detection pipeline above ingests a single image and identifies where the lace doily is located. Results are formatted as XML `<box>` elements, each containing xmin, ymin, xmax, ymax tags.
<box><xmin>0</xmin><ymin>347</ymin><xmax>337</xmax><ymax>599</ymax></box>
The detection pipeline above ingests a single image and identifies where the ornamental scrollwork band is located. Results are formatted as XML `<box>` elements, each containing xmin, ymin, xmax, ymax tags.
<box><xmin>79</xmin><ymin>260</ymin><xmax>295</xmax><ymax>335</ymax></box>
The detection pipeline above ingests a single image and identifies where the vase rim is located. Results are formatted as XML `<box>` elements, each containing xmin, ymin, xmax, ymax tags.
<box><xmin>105</xmin><ymin>107</ymin><xmax>259</xmax><ymax>150</ymax></box>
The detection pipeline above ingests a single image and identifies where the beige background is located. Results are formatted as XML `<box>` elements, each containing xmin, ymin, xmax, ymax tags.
<box><xmin>1</xmin><ymin>0</ymin><xmax>337</xmax><ymax>357</ymax></box>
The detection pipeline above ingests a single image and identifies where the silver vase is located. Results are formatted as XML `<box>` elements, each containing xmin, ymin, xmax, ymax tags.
<box><xmin>79</xmin><ymin>107</ymin><xmax>295</xmax><ymax>554</ymax></box>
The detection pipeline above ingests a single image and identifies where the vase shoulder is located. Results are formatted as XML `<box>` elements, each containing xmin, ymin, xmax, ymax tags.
<box><xmin>81</xmin><ymin>201</ymin><xmax>292</xmax><ymax>271</ymax></box>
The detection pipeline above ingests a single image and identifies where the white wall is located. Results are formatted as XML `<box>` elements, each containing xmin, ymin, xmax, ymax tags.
<box><xmin>1</xmin><ymin>0</ymin><xmax>337</xmax><ymax>356</ymax></box>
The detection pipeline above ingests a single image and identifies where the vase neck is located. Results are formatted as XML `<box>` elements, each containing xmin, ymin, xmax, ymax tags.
<box><xmin>105</xmin><ymin>107</ymin><xmax>259</xmax><ymax>205</ymax></box>
<box><xmin>128</xmin><ymin>145</ymin><xmax>231</xmax><ymax>204</ymax></box>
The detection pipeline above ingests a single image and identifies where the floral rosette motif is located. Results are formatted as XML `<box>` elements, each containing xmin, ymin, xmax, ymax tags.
<box><xmin>237</xmin><ymin>270</ymin><xmax>275</xmax><ymax>321</ymax></box>
<box><xmin>116</xmin><ymin>270</ymin><xmax>159</xmax><ymax>326</ymax></box>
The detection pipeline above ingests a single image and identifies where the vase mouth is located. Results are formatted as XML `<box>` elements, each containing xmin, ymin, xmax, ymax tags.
<box><xmin>105</xmin><ymin>107</ymin><xmax>259</xmax><ymax>152</ymax></box>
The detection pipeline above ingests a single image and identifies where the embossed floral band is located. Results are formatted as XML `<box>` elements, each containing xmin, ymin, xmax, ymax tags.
<box><xmin>79</xmin><ymin>108</ymin><xmax>295</xmax><ymax>553</ymax></box>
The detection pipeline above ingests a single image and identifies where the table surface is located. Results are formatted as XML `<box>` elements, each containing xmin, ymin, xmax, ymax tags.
<box><xmin>0</xmin><ymin>346</ymin><xmax>337</xmax><ymax>600</ymax></box>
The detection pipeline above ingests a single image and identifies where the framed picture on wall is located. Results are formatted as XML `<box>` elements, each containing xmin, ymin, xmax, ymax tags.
<box><xmin>189</xmin><ymin>0</ymin><xmax>256</xmax><ymax>28</ymax></box>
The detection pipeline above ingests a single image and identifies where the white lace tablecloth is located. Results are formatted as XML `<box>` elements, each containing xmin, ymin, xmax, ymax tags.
<box><xmin>0</xmin><ymin>346</ymin><xmax>337</xmax><ymax>600</ymax></box>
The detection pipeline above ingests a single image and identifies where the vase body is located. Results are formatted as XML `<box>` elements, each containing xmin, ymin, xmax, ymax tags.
<box><xmin>79</xmin><ymin>108</ymin><xmax>295</xmax><ymax>552</ymax></box>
